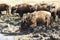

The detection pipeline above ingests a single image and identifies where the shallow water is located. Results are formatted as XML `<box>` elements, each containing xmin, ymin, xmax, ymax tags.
<box><xmin>0</xmin><ymin>34</ymin><xmax>15</xmax><ymax>40</ymax></box>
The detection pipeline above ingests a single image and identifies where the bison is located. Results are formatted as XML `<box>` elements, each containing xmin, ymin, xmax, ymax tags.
<box><xmin>33</xmin><ymin>4</ymin><xmax>41</xmax><ymax>11</ymax></box>
<box><xmin>21</xmin><ymin>11</ymin><xmax>51</xmax><ymax>31</ymax></box>
<box><xmin>0</xmin><ymin>3</ymin><xmax>9</xmax><ymax>16</ymax></box>
<box><xmin>33</xmin><ymin>3</ymin><xmax>57</xmax><ymax>22</ymax></box>
<box><xmin>11</xmin><ymin>3</ymin><xmax>35</xmax><ymax>18</ymax></box>
<box><xmin>33</xmin><ymin>3</ymin><xmax>49</xmax><ymax>11</ymax></box>
<box><xmin>56</xmin><ymin>8</ymin><xmax>60</xmax><ymax>18</ymax></box>
<box><xmin>32</xmin><ymin>3</ymin><xmax>57</xmax><ymax>21</ymax></box>
<box><xmin>49</xmin><ymin>4</ymin><xmax>57</xmax><ymax>21</ymax></box>
<box><xmin>55</xmin><ymin>7</ymin><xmax>60</xmax><ymax>21</ymax></box>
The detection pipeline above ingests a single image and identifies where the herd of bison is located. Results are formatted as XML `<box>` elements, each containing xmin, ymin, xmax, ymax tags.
<box><xmin>0</xmin><ymin>3</ymin><xmax>60</xmax><ymax>33</ymax></box>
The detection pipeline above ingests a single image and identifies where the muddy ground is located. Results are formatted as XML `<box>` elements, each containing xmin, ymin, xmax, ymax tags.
<box><xmin>0</xmin><ymin>12</ymin><xmax>60</xmax><ymax>40</ymax></box>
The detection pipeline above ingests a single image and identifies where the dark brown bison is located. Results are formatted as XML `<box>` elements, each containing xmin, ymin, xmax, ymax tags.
<box><xmin>21</xmin><ymin>11</ymin><xmax>51</xmax><ymax>31</ymax></box>
<box><xmin>56</xmin><ymin>7</ymin><xmax>60</xmax><ymax>18</ymax></box>
<box><xmin>49</xmin><ymin>4</ymin><xmax>57</xmax><ymax>21</ymax></box>
<box><xmin>0</xmin><ymin>3</ymin><xmax>9</xmax><ymax>15</ymax></box>
<box><xmin>11</xmin><ymin>3</ymin><xmax>35</xmax><ymax>18</ymax></box>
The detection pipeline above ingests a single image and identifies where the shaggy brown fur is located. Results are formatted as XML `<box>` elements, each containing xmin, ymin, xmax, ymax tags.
<box><xmin>21</xmin><ymin>11</ymin><xmax>51</xmax><ymax>31</ymax></box>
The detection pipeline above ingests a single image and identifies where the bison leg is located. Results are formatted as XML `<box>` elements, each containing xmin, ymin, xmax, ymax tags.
<box><xmin>0</xmin><ymin>11</ymin><xmax>2</xmax><ymax>17</ymax></box>
<box><xmin>51</xmin><ymin>12</ymin><xmax>56</xmax><ymax>21</ymax></box>
<box><xmin>30</xmin><ymin>23</ymin><xmax>37</xmax><ymax>28</ymax></box>
<box><xmin>6</xmin><ymin>8</ymin><xmax>9</xmax><ymax>16</ymax></box>
<box><xmin>45</xmin><ymin>17</ymin><xmax>50</xmax><ymax>27</ymax></box>
<box><xmin>0</xmin><ymin>11</ymin><xmax>2</xmax><ymax>14</ymax></box>
<box><xmin>19</xmin><ymin>13</ymin><xmax>23</xmax><ymax>19</ymax></box>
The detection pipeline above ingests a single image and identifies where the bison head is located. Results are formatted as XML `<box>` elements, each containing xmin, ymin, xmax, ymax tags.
<box><xmin>11</xmin><ymin>6</ymin><xmax>17</xmax><ymax>14</ymax></box>
<box><xmin>29</xmin><ymin>5</ymin><xmax>35</xmax><ymax>13</ymax></box>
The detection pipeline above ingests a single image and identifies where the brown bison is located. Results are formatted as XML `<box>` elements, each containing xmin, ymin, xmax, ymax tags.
<box><xmin>33</xmin><ymin>4</ymin><xmax>41</xmax><ymax>11</ymax></box>
<box><xmin>40</xmin><ymin>3</ymin><xmax>57</xmax><ymax>21</ymax></box>
<box><xmin>0</xmin><ymin>3</ymin><xmax>9</xmax><ymax>15</ymax></box>
<box><xmin>21</xmin><ymin>11</ymin><xmax>51</xmax><ymax>31</ymax></box>
<box><xmin>11</xmin><ymin>3</ymin><xmax>35</xmax><ymax>18</ymax></box>
<box><xmin>33</xmin><ymin>3</ymin><xmax>49</xmax><ymax>11</ymax></box>
<box><xmin>33</xmin><ymin>3</ymin><xmax>57</xmax><ymax>21</ymax></box>
<box><xmin>32</xmin><ymin>3</ymin><xmax>57</xmax><ymax>21</ymax></box>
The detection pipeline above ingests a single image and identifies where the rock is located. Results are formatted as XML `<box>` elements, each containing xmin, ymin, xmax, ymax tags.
<box><xmin>50</xmin><ymin>34</ymin><xmax>60</xmax><ymax>40</ymax></box>
<box><xmin>40</xmin><ymin>33</ymin><xmax>49</xmax><ymax>37</ymax></box>
<box><xmin>32</xmin><ymin>33</ymin><xmax>40</xmax><ymax>38</ymax></box>
<box><xmin>0</xmin><ymin>18</ymin><xmax>4</xmax><ymax>22</ymax></box>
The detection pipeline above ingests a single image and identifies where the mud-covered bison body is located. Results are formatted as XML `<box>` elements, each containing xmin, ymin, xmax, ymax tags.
<box><xmin>34</xmin><ymin>3</ymin><xmax>57</xmax><ymax>21</ymax></box>
<box><xmin>0</xmin><ymin>4</ymin><xmax>9</xmax><ymax>15</ymax></box>
<box><xmin>11</xmin><ymin>3</ymin><xmax>35</xmax><ymax>17</ymax></box>
<box><xmin>21</xmin><ymin>11</ymin><xmax>51</xmax><ymax>31</ymax></box>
